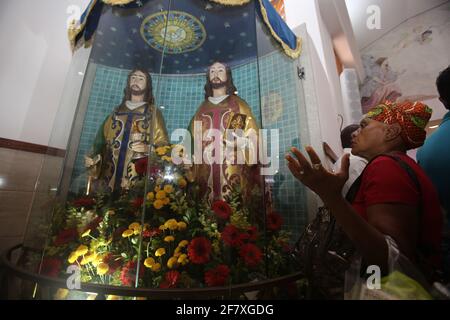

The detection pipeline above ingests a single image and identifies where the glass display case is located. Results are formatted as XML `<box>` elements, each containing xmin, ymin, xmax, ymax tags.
<box><xmin>11</xmin><ymin>0</ymin><xmax>320</xmax><ymax>300</ymax></box>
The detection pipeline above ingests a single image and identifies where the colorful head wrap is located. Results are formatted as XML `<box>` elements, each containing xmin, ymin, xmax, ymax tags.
<box><xmin>365</xmin><ymin>101</ymin><xmax>432</xmax><ymax>150</ymax></box>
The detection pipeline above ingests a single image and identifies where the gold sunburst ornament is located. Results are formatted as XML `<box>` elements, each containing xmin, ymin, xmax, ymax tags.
<box><xmin>140</xmin><ymin>11</ymin><xmax>206</xmax><ymax>54</ymax></box>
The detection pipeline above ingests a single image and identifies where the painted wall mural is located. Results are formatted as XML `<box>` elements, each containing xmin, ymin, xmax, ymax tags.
<box><xmin>360</xmin><ymin>2</ymin><xmax>450</xmax><ymax>114</ymax></box>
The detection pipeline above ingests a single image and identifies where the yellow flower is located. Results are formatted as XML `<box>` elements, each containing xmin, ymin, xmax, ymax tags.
<box><xmin>163</xmin><ymin>197</ymin><xmax>170</xmax><ymax>205</ymax></box>
<box><xmin>165</xmin><ymin>219</ymin><xmax>178</xmax><ymax>231</ymax></box>
<box><xmin>144</xmin><ymin>257</ymin><xmax>155</xmax><ymax>268</ymax></box>
<box><xmin>81</xmin><ymin>229</ymin><xmax>91</xmax><ymax>238</ymax></box>
<box><xmin>161</xmin><ymin>156</ymin><xmax>172</xmax><ymax>162</ymax></box>
<box><xmin>75</xmin><ymin>245</ymin><xmax>89</xmax><ymax>256</ymax></box>
<box><xmin>180</xmin><ymin>258</ymin><xmax>189</xmax><ymax>266</ymax></box>
<box><xmin>156</xmin><ymin>190</ymin><xmax>167</xmax><ymax>200</ymax></box>
<box><xmin>92</xmin><ymin>253</ymin><xmax>106</xmax><ymax>267</ymax></box>
<box><xmin>146</xmin><ymin>192</ymin><xmax>155</xmax><ymax>201</ymax></box>
<box><xmin>177</xmin><ymin>221</ymin><xmax>187</xmax><ymax>231</ymax></box>
<box><xmin>177</xmin><ymin>254</ymin><xmax>189</xmax><ymax>265</ymax></box>
<box><xmin>68</xmin><ymin>252</ymin><xmax>78</xmax><ymax>264</ymax></box>
<box><xmin>164</xmin><ymin>185</ymin><xmax>174</xmax><ymax>193</ymax></box>
<box><xmin>155</xmin><ymin>248</ymin><xmax>166</xmax><ymax>257</ymax></box>
<box><xmin>159</xmin><ymin>224</ymin><xmax>167</xmax><ymax>231</ymax></box>
<box><xmin>153</xmin><ymin>199</ymin><xmax>164</xmax><ymax>210</ymax></box>
<box><xmin>97</xmin><ymin>262</ymin><xmax>109</xmax><ymax>276</ymax></box>
<box><xmin>164</xmin><ymin>235</ymin><xmax>175</xmax><ymax>242</ymax></box>
<box><xmin>155</xmin><ymin>185</ymin><xmax>161</xmax><ymax>192</ymax></box>
<box><xmin>177</xmin><ymin>178</ymin><xmax>187</xmax><ymax>188</ymax></box>
<box><xmin>156</xmin><ymin>146</ymin><xmax>170</xmax><ymax>156</ymax></box>
<box><xmin>80</xmin><ymin>252</ymin><xmax>96</xmax><ymax>265</ymax></box>
<box><xmin>178</xmin><ymin>240</ymin><xmax>189</xmax><ymax>248</ymax></box>
<box><xmin>151</xmin><ymin>263</ymin><xmax>161</xmax><ymax>272</ymax></box>
<box><xmin>129</xmin><ymin>223</ymin><xmax>141</xmax><ymax>235</ymax></box>
<box><xmin>122</xmin><ymin>229</ymin><xmax>134</xmax><ymax>238</ymax></box>
<box><xmin>167</xmin><ymin>257</ymin><xmax>179</xmax><ymax>269</ymax></box>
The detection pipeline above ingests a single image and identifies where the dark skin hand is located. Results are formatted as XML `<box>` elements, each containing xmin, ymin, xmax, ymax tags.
<box><xmin>286</xmin><ymin>146</ymin><xmax>418</xmax><ymax>272</ymax></box>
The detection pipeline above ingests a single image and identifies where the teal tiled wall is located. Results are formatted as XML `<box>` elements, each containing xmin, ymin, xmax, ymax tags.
<box><xmin>70</xmin><ymin>51</ymin><xmax>307</xmax><ymax>238</ymax></box>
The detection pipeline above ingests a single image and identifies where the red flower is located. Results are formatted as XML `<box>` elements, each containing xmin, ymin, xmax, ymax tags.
<box><xmin>204</xmin><ymin>265</ymin><xmax>230</xmax><ymax>287</ymax></box>
<box><xmin>40</xmin><ymin>258</ymin><xmax>62</xmax><ymax>278</ymax></box>
<box><xmin>142</xmin><ymin>228</ymin><xmax>161</xmax><ymax>238</ymax></box>
<box><xmin>159</xmin><ymin>270</ymin><xmax>180</xmax><ymax>288</ymax></box>
<box><xmin>132</xmin><ymin>197</ymin><xmax>144</xmax><ymax>209</ymax></box>
<box><xmin>83</xmin><ymin>216</ymin><xmax>103</xmax><ymax>233</ymax></box>
<box><xmin>212</xmin><ymin>200</ymin><xmax>232</xmax><ymax>220</ymax></box>
<box><xmin>267</xmin><ymin>212</ymin><xmax>283</xmax><ymax>231</ymax></box>
<box><xmin>120</xmin><ymin>261</ymin><xmax>144</xmax><ymax>286</ymax></box>
<box><xmin>54</xmin><ymin>228</ymin><xmax>78</xmax><ymax>246</ymax></box>
<box><xmin>103</xmin><ymin>254</ymin><xmax>122</xmax><ymax>275</ymax></box>
<box><xmin>187</xmin><ymin>237</ymin><xmax>212</xmax><ymax>264</ymax></box>
<box><xmin>72</xmin><ymin>197</ymin><xmax>95</xmax><ymax>208</ymax></box>
<box><xmin>134</xmin><ymin>157</ymin><xmax>148</xmax><ymax>175</ymax></box>
<box><xmin>247</xmin><ymin>226</ymin><xmax>258</xmax><ymax>242</ymax></box>
<box><xmin>221</xmin><ymin>225</ymin><xmax>246</xmax><ymax>247</ymax></box>
<box><xmin>239</xmin><ymin>243</ymin><xmax>263</xmax><ymax>268</ymax></box>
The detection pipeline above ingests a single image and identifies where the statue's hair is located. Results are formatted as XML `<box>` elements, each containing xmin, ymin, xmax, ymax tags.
<box><xmin>122</xmin><ymin>69</ymin><xmax>154</xmax><ymax>105</ymax></box>
<box><xmin>204</xmin><ymin>62</ymin><xmax>237</xmax><ymax>99</ymax></box>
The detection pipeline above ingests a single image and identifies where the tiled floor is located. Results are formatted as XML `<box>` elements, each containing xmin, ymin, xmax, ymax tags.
<box><xmin>0</xmin><ymin>148</ymin><xmax>63</xmax><ymax>254</ymax></box>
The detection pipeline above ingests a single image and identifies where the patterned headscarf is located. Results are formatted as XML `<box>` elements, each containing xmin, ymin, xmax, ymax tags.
<box><xmin>365</xmin><ymin>101</ymin><xmax>433</xmax><ymax>149</ymax></box>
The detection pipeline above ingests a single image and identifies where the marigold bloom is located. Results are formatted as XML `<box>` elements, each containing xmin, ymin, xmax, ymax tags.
<box><xmin>164</xmin><ymin>235</ymin><xmax>175</xmax><ymax>242</ymax></box>
<box><xmin>155</xmin><ymin>248</ymin><xmax>166</xmax><ymax>257</ymax></box>
<box><xmin>151</xmin><ymin>263</ymin><xmax>161</xmax><ymax>272</ymax></box>
<box><xmin>165</xmin><ymin>219</ymin><xmax>178</xmax><ymax>230</ymax></box>
<box><xmin>153</xmin><ymin>200</ymin><xmax>164</xmax><ymax>210</ymax></box>
<box><xmin>68</xmin><ymin>252</ymin><xmax>79</xmax><ymax>264</ymax></box>
<box><xmin>178</xmin><ymin>240</ymin><xmax>189</xmax><ymax>248</ymax></box>
<box><xmin>156</xmin><ymin>190</ymin><xmax>167</xmax><ymax>200</ymax></box>
<box><xmin>80</xmin><ymin>252</ymin><xmax>96</xmax><ymax>265</ymax></box>
<box><xmin>97</xmin><ymin>262</ymin><xmax>109</xmax><ymax>275</ymax></box>
<box><xmin>163</xmin><ymin>197</ymin><xmax>170</xmax><ymax>205</ymax></box>
<box><xmin>75</xmin><ymin>245</ymin><xmax>89</xmax><ymax>256</ymax></box>
<box><xmin>167</xmin><ymin>257</ymin><xmax>179</xmax><ymax>269</ymax></box>
<box><xmin>164</xmin><ymin>185</ymin><xmax>174</xmax><ymax>193</ymax></box>
<box><xmin>128</xmin><ymin>222</ymin><xmax>140</xmax><ymax>231</ymax></box>
<box><xmin>177</xmin><ymin>221</ymin><xmax>187</xmax><ymax>231</ymax></box>
<box><xmin>122</xmin><ymin>229</ymin><xmax>134</xmax><ymax>238</ymax></box>
<box><xmin>144</xmin><ymin>257</ymin><xmax>155</xmax><ymax>268</ymax></box>
<box><xmin>147</xmin><ymin>192</ymin><xmax>155</xmax><ymax>201</ymax></box>
<box><xmin>177</xmin><ymin>254</ymin><xmax>188</xmax><ymax>264</ymax></box>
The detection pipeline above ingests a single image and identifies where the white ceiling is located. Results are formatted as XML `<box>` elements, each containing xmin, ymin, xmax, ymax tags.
<box><xmin>344</xmin><ymin>0</ymin><xmax>449</xmax><ymax>49</ymax></box>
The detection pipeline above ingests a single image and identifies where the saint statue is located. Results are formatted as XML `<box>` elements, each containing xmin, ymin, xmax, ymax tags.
<box><xmin>189</xmin><ymin>62</ymin><xmax>261</xmax><ymax>203</ymax></box>
<box><xmin>85</xmin><ymin>69</ymin><xmax>169</xmax><ymax>194</ymax></box>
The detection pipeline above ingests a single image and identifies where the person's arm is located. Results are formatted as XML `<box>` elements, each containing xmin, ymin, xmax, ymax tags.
<box><xmin>321</xmin><ymin>193</ymin><xmax>418</xmax><ymax>271</ymax></box>
<box><xmin>286</xmin><ymin>146</ymin><xmax>418</xmax><ymax>272</ymax></box>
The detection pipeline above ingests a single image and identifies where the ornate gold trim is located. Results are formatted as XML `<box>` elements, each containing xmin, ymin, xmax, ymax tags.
<box><xmin>258</xmin><ymin>0</ymin><xmax>301</xmax><ymax>59</ymax></box>
<box><xmin>209</xmin><ymin>0</ymin><xmax>252</xmax><ymax>5</ymax></box>
<box><xmin>68</xmin><ymin>0</ymin><xmax>99</xmax><ymax>52</ymax></box>
<box><xmin>101</xmin><ymin>0</ymin><xmax>135</xmax><ymax>5</ymax></box>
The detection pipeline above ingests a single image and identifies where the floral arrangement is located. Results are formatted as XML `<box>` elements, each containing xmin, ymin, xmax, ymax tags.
<box><xmin>41</xmin><ymin>145</ymin><xmax>298</xmax><ymax>295</ymax></box>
